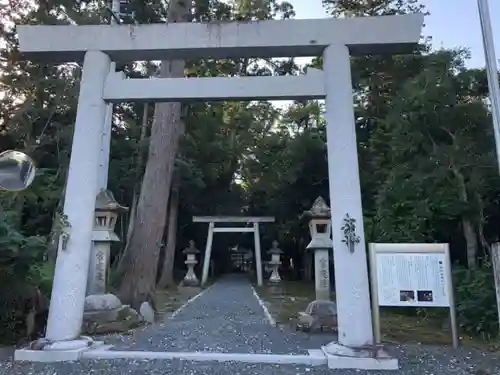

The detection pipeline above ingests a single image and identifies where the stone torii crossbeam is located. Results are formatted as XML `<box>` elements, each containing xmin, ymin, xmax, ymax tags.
<box><xmin>15</xmin><ymin>14</ymin><xmax>424</xmax><ymax>368</ymax></box>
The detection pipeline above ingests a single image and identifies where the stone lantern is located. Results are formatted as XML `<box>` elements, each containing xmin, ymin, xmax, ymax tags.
<box><xmin>302</xmin><ymin>196</ymin><xmax>332</xmax><ymax>301</ymax></box>
<box><xmin>181</xmin><ymin>240</ymin><xmax>200</xmax><ymax>286</ymax></box>
<box><xmin>87</xmin><ymin>189</ymin><xmax>128</xmax><ymax>295</ymax></box>
<box><xmin>267</xmin><ymin>240</ymin><xmax>283</xmax><ymax>283</ymax></box>
<box><xmin>296</xmin><ymin>196</ymin><xmax>337</xmax><ymax>333</ymax></box>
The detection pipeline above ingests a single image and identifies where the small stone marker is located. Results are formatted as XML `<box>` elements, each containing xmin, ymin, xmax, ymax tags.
<box><xmin>82</xmin><ymin>293</ymin><xmax>143</xmax><ymax>334</ymax></box>
<box><xmin>297</xmin><ymin>300</ymin><xmax>338</xmax><ymax>333</ymax></box>
<box><xmin>84</xmin><ymin>293</ymin><xmax>122</xmax><ymax>311</ymax></box>
<box><xmin>139</xmin><ymin>301</ymin><xmax>155</xmax><ymax>323</ymax></box>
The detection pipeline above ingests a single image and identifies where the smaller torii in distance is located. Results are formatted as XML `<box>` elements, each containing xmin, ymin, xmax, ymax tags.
<box><xmin>192</xmin><ymin>216</ymin><xmax>275</xmax><ymax>286</ymax></box>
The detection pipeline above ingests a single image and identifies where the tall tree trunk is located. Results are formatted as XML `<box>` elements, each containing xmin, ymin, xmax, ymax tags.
<box><xmin>475</xmin><ymin>192</ymin><xmax>490</xmax><ymax>257</ymax></box>
<box><xmin>114</xmin><ymin>103</ymin><xmax>149</xmax><ymax>273</ymax></box>
<box><xmin>453</xmin><ymin>166</ymin><xmax>478</xmax><ymax>268</ymax></box>
<box><xmin>157</xmin><ymin>172</ymin><xmax>180</xmax><ymax>288</ymax></box>
<box><xmin>303</xmin><ymin>251</ymin><xmax>312</xmax><ymax>282</ymax></box>
<box><xmin>47</xmin><ymin>173</ymin><xmax>68</xmax><ymax>262</ymax></box>
<box><xmin>462</xmin><ymin>218</ymin><xmax>478</xmax><ymax>269</ymax></box>
<box><xmin>128</xmin><ymin>102</ymin><xmax>150</xmax><ymax>242</ymax></box>
<box><xmin>48</xmin><ymin>200</ymin><xmax>63</xmax><ymax>262</ymax></box>
<box><xmin>118</xmin><ymin>0</ymin><xmax>191</xmax><ymax>310</ymax></box>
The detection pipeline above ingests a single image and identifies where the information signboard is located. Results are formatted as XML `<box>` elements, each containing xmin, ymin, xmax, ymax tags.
<box><xmin>368</xmin><ymin>243</ymin><xmax>458</xmax><ymax>348</ymax></box>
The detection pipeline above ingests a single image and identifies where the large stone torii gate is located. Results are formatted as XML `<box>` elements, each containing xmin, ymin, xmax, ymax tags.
<box><xmin>16</xmin><ymin>14</ymin><xmax>423</xmax><ymax>368</ymax></box>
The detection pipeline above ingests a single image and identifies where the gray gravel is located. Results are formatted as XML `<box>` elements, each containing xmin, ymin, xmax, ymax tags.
<box><xmin>2</xmin><ymin>275</ymin><xmax>499</xmax><ymax>374</ymax></box>
<box><xmin>1</xmin><ymin>346</ymin><xmax>499</xmax><ymax>375</ymax></box>
<box><xmin>105</xmin><ymin>274</ymin><xmax>335</xmax><ymax>353</ymax></box>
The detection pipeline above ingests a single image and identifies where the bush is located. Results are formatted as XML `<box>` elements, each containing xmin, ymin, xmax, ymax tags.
<box><xmin>453</xmin><ymin>262</ymin><xmax>498</xmax><ymax>338</ymax></box>
<box><xmin>0</xmin><ymin>208</ymin><xmax>50</xmax><ymax>344</ymax></box>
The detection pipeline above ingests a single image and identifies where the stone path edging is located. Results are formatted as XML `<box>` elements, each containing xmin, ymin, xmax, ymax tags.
<box><xmin>250</xmin><ymin>285</ymin><xmax>276</xmax><ymax>327</ymax></box>
<box><xmin>169</xmin><ymin>284</ymin><xmax>214</xmax><ymax>319</ymax></box>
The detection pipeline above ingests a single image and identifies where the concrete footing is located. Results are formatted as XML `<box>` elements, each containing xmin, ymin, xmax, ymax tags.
<box><xmin>321</xmin><ymin>342</ymin><xmax>398</xmax><ymax>370</ymax></box>
<box><xmin>14</xmin><ymin>340</ymin><xmax>107</xmax><ymax>363</ymax></box>
<box><xmin>82</xmin><ymin>348</ymin><xmax>327</xmax><ymax>366</ymax></box>
<box><xmin>14</xmin><ymin>342</ymin><xmax>398</xmax><ymax>370</ymax></box>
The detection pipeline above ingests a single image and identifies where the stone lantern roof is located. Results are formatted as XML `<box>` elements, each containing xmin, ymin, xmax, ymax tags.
<box><xmin>92</xmin><ymin>189</ymin><xmax>128</xmax><ymax>242</ymax></box>
<box><xmin>302</xmin><ymin>196</ymin><xmax>331</xmax><ymax>219</ymax></box>
<box><xmin>183</xmin><ymin>240</ymin><xmax>199</xmax><ymax>255</ymax></box>
<box><xmin>268</xmin><ymin>240</ymin><xmax>283</xmax><ymax>255</ymax></box>
<box><xmin>95</xmin><ymin>189</ymin><xmax>128</xmax><ymax>214</ymax></box>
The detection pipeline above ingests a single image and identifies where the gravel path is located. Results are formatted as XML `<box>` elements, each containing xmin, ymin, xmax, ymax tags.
<box><xmin>2</xmin><ymin>275</ymin><xmax>499</xmax><ymax>374</ymax></box>
<box><xmin>104</xmin><ymin>274</ymin><xmax>335</xmax><ymax>353</ymax></box>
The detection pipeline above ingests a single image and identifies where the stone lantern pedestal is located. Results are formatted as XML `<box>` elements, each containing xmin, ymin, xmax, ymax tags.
<box><xmin>297</xmin><ymin>197</ymin><xmax>337</xmax><ymax>333</ymax></box>
<box><xmin>267</xmin><ymin>240</ymin><xmax>283</xmax><ymax>284</ymax></box>
<box><xmin>87</xmin><ymin>189</ymin><xmax>128</xmax><ymax>295</ymax></box>
<box><xmin>181</xmin><ymin>240</ymin><xmax>200</xmax><ymax>287</ymax></box>
<box><xmin>267</xmin><ymin>240</ymin><xmax>284</xmax><ymax>295</ymax></box>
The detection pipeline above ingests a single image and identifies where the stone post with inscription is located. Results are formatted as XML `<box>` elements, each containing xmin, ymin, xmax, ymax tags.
<box><xmin>87</xmin><ymin>189</ymin><xmax>128</xmax><ymax>295</ymax></box>
<box><xmin>304</xmin><ymin>197</ymin><xmax>332</xmax><ymax>301</ymax></box>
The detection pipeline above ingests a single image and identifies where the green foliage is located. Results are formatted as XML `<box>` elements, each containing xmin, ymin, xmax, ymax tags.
<box><xmin>0</xmin><ymin>206</ymin><xmax>47</xmax><ymax>268</ymax></box>
<box><xmin>453</xmin><ymin>262</ymin><xmax>498</xmax><ymax>338</ymax></box>
<box><xmin>0</xmin><ymin>205</ymin><xmax>50</xmax><ymax>343</ymax></box>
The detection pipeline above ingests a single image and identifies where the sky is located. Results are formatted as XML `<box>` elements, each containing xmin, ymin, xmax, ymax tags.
<box><xmin>290</xmin><ymin>0</ymin><xmax>500</xmax><ymax>69</ymax></box>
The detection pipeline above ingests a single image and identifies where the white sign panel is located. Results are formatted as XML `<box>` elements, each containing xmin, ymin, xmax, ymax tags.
<box><xmin>375</xmin><ymin>252</ymin><xmax>449</xmax><ymax>307</ymax></box>
<box><xmin>369</xmin><ymin>243</ymin><xmax>459</xmax><ymax>347</ymax></box>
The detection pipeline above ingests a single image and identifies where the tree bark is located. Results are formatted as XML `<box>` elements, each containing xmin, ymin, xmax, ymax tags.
<box><xmin>303</xmin><ymin>251</ymin><xmax>312</xmax><ymax>282</ymax></box>
<box><xmin>47</xmin><ymin>174</ymin><xmax>68</xmax><ymax>262</ymax></box>
<box><xmin>452</xmin><ymin>165</ymin><xmax>478</xmax><ymax>269</ymax></box>
<box><xmin>128</xmin><ymin>102</ymin><xmax>150</xmax><ymax>243</ymax></box>
<box><xmin>475</xmin><ymin>191</ymin><xmax>490</xmax><ymax>257</ymax></box>
<box><xmin>118</xmin><ymin>0</ymin><xmax>191</xmax><ymax>310</ymax></box>
<box><xmin>462</xmin><ymin>218</ymin><xmax>478</xmax><ymax>269</ymax></box>
<box><xmin>114</xmin><ymin>103</ymin><xmax>149</xmax><ymax>273</ymax></box>
<box><xmin>157</xmin><ymin>172</ymin><xmax>180</xmax><ymax>288</ymax></box>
